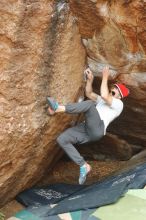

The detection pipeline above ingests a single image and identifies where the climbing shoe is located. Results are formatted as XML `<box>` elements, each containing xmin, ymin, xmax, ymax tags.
<box><xmin>79</xmin><ymin>163</ymin><xmax>91</xmax><ymax>185</ymax></box>
<box><xmin>47</xmin><ymin>97</ymin><xmax>59</xmax><ymax>111</ymax></box>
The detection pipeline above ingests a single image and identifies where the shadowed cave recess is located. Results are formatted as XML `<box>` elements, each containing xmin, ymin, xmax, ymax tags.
<box><xmin>0</xmin><ymin>0</ymin><xmax>146</xmax><ymax>207</ymax></box>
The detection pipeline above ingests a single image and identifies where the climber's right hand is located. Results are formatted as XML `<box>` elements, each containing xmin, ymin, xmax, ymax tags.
<box><xmin>84</xmin><ymin>68</ymin><xmax>94</xmax><ymax>82</ymax></box>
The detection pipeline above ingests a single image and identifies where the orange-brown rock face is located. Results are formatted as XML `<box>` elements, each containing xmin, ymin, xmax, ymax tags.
<box><xmin>0</xmin><ymin>0</ymin><xmax>85</xmax><ymax>205</ymax></box>
<box><xmin>0</xmin><ymin>0</ymin><xmax>146</xmax><ymax>206</ymax></box>
<box><xmin>70</xmin><ymin>0</ymin><xmax>146</xmax><ymax>146</ymax></box>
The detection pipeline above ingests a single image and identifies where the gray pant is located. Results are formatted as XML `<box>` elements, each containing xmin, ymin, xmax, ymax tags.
<box><xmin>57</xmin><ymin>100</ymin><xmax>104</xmax><ymax>166</ymax></box>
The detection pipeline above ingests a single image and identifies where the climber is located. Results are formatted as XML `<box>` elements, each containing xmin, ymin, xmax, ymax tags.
<box><xmin>46</xmin><ymin>66</ymin><xmax>129</xmax><ymax>185</ymax></box>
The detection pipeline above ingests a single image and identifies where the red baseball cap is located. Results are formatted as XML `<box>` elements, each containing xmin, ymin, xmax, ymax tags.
<box><xmin>114</xmin><ymin>83</ymin><xmax>129</xmax><ymax>98</ymax></box>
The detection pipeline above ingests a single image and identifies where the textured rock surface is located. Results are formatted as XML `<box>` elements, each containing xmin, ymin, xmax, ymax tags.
<box><xmin>39</xmin><ymin>149</ymin><xmax>146</xmax><ymax>186</ymax></box>
<box><xmin>0</xmin><ymin>0</ymin><xmax>85</xmax><ymax>205</ymax></box>
<box><xmin>77</xmin><ymin>133</ymin><xmax>133</xmax><ymax>161</ymax></box>
<box><xmin>70</xmin><ymin>0</ymin><xmax>146</xmax><ymax>146</ymax></box>
<box><xmin>0</xmin><ymin>0</ymin><xmax>146</xmax><ymax>206</ymax></box>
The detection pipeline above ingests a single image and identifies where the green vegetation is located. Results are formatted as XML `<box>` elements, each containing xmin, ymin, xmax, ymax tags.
<box><xmin>0</xmin><ymin>212</ymin><xmax>5</xmax><ymax>220</ymax></box>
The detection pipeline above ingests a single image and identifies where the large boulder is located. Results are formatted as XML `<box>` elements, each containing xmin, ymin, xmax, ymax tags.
<box><xmin>0</xmin><ymin>0</ymin><xmax>85</xmax><ymax>205</ymax></box>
